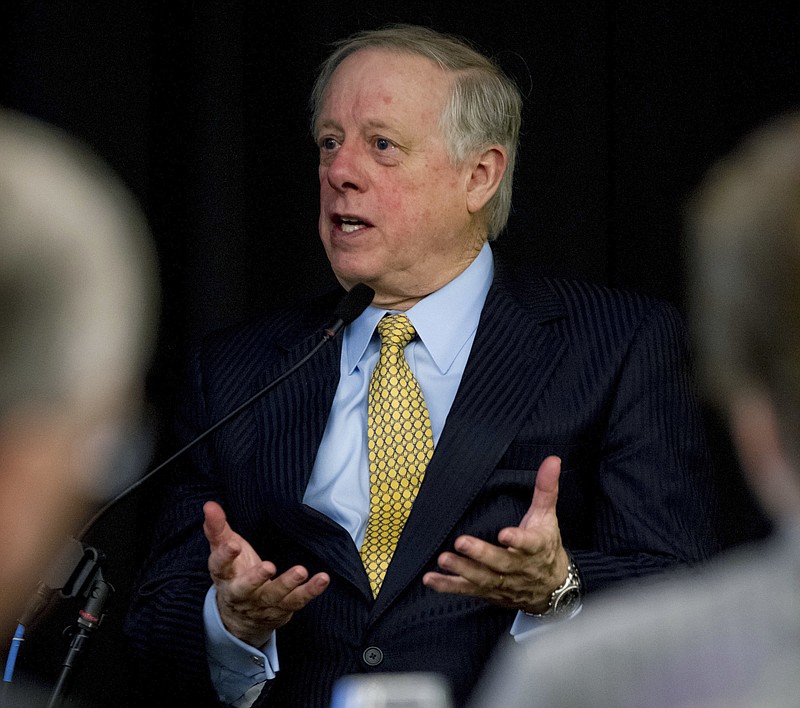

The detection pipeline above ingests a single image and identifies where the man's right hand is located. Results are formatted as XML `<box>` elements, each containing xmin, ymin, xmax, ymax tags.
<box><xmin>203</xmin><ymin>500</ymin><xmax>330</xmax><ymax>647</ymax></box>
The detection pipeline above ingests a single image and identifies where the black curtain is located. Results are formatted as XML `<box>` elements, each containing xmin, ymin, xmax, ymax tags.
<box><xmin>2</xmin><ymin>2</ymin><xmax>797</xmax><ymax>705</ymax></box>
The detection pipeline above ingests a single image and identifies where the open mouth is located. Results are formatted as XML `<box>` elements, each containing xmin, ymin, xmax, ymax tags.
<box><xmin>336</xmin><ymin>215</ymin><xmax>370</xmax><ymax>234</ymax></box>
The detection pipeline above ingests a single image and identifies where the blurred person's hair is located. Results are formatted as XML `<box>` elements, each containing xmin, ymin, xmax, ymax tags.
<box><xmin>0</xmin><ymin>106</ymin><xmax>159</xmax><ymax>634</ymax></box>
<box><xmin>0</xmin><ymin>108</ymin><xmax>158</xmax><ymax>421</ymax></box>
<box><xmin>688</xmin><ymin>110</ymin><xmax>800</xmax><ymax>467</ymax></box>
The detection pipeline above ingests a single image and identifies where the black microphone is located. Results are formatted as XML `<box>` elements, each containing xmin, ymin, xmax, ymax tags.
<box><xmin>324</xmin><ymin>282</ymin><xmax>376</xmax><ymax>338</ymax></box>
<box><xmin>75</xmin><ymin>282</ymin><xmax>375</xmax><ymax>541</ymax></box>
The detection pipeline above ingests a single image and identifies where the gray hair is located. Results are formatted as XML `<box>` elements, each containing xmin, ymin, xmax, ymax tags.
<box><xmin>309</xmin><ymin>24</ymin><xmax>522</xmax><ymax>240</ymax></box>
<box><xmin>0</xmin><ymin>108</ymin><xmax>159</xmax><ymax>416</ymax></box>
<box><xmin>688</xmin><ymin>110</ymin><xmax>800</xmax><ymax>455</ymax></box>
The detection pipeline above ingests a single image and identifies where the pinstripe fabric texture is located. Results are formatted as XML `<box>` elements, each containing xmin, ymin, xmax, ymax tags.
<box><xmin>124</xmin><ymin>257</ymin><xmax>720</xmax><ymax>708</ymax></box>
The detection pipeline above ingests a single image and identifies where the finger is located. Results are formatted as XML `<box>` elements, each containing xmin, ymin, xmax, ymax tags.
<box><xmin>203</xmin><ymin>500</ymin><xmax>231</xmax><ymax>546</ymax></box>
<box><xmin>203</xmin><ymin>502</ymin><xmax>270</xmax><ymax>584</ymax></box>
<box><xmin>239</xmin><ymin>569</ymin><xmax>330</xmax><ymax>623</ymax></box>
<box><xmin>518</xmin><ymin>455</ymin><xmax>561</xmax><ymax>529</ymax></box>
<box><xmin>422</xmin><ymin>570</ymin><xmax>479</xmax><ymax>597</ymax></box>
<box><xmin>204</xmin><ymin>503</ymin><xmax>243</xmax><ymax>571</ymax></box>
<box><xmin>271</xmin><ymin>570</ymin><xmax>331</xmax><ymax>611</ymax></box>
<box><xmin>218</xmin><ymin>562</ymin><xmax>305</xmax><ymax>607</ymax></box>
<box><xmin>268</xmin><ymin>565</ymin><xmax>311</xmax><ymax>595</ymax></box>
<box><xmin>216</xmin><ymin>559</ymin><xmax>276</xmax><ymax>593</ymax></box>
<box><xmin>435</xmin><ymin>550</ymin><xmax>491</xmax><ymax>587</ymax></box>
<box><xmin>449</xmin><ymin>535</ymin><xmax>511</xmax><ymax>574</ymax></box>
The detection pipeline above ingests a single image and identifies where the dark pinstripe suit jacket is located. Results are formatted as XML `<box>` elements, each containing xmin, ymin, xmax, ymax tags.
<box><xmin>124</xmin><ymin>259</ymin><xmax>719</xmax><ymax>707</ymax></box>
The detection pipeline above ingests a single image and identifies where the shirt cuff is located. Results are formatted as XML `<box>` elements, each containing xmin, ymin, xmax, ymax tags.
<box><xmin>204</xmin><ymin>586</ymin><xmax>279</xmax><ymax>705</ymax></box>
<box><xmin>509</xmin><ymin>604</ymin><xmax>583</xmax><ymax>642</ymax></box>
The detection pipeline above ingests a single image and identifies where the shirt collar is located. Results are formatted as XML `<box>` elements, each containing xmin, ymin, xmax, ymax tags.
<box><xmin>343</xmin><ymin>242</ymin><xmax>494</xmax><ymax>374</ymax></box>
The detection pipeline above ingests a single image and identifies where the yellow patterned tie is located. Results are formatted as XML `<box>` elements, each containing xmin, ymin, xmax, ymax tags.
<box><xmin>360</xmin><ymin>314</ymin><xmax>434</xmax><ymax>597</ymax></box>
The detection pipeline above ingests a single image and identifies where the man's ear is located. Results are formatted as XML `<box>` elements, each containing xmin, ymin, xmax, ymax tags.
<box><xmin>729</xmin><ymin>391</ymin><xmax>800</xmax><ymax>519</ymax></box>
<box><xmin>466</xmin><ymin>146</ymin><xmax>507</xmax><ymax>214</ymax></box>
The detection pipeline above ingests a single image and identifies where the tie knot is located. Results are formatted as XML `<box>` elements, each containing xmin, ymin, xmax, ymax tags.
<box><xmin>377</xmin><ymin>313</ymin><xmax>416</xmax><ymax>348</ymax></box>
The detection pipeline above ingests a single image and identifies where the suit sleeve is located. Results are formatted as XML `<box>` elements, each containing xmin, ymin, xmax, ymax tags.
<box><xmin>569</xmin><ymin>300</ymin><xmax>721</xmax><ymax>593</ymax></box>
<box><xmin>123</xmin><ymin>345</ymin><xmax>230</xmax><ymax>705</ymax></box>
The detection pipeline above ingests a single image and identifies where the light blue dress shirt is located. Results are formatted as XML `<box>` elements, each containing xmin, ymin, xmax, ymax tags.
<box><xmin>204</xmin><ymin>244</ymin><xmax>546</xmax><ymax>705</ymax></box>
<box><xmin>302</xmin><ymin>242</ymin><xmax>493</xmax><ymax>547</ymax></box>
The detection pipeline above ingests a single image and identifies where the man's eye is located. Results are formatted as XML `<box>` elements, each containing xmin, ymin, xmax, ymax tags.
<box><xmin>320</xmin><ymin>137</ymin><xmax>338</xmax><ymax>150</ymax></box>
<box><xmin>375</xmin><ymin>138</ymin><xmax>392</xmax><ymax>151</ymax></box>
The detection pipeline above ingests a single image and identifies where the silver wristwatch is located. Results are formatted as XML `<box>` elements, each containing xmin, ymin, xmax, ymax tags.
<box><xmin>525</xmin><ymin>556</ymin><xmax>582</xmax><ymax>619</ymax></box>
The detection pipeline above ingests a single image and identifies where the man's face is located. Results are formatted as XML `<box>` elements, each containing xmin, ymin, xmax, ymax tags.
<box><xmin>316</xmin><ymin>48</ymin><xmax>485</xmax><ymax>310</ymax></box>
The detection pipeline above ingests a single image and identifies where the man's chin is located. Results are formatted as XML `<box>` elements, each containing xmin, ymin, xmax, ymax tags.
<box><xmin>332</xmin><ymin>273</ymin><xmax>366</xmax><ymax>292</ymax></box>
<box><xmin>330</xmin><ymin>265</ymin><xmax>378</xmax><ymax>292</ymax></box>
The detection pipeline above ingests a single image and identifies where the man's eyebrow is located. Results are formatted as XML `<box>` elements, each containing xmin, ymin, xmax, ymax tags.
<box><xmin>314</xmin><ymin>118</ymin><xmax>341</xmax><ymax>136</ymax></box>
<box><xmin>362</xmin><ymin>119</ymin><xmax>396</xmax><ymax>132</ymax></box>
<box><xmin>316</xmin><ymin>118</ymin><xmax>399</xmax><ymax>134</ymax></box>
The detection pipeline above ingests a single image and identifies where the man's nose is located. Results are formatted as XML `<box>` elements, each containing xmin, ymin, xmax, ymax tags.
<box><xmin>325</xmin><ymin>144</ymin><xmax>365</xmax><ymax>192</ymax></box>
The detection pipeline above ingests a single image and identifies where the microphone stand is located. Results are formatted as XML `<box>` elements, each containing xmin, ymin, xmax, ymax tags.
<box><xmin>46</xmin><ymin>552</ymin><xmax>112</xmax><ymax>708</ymax></box>
<box><xmin>2</xmin><ymin>540</ymin><xmax>105</xmax><ymax>704</ymax></box>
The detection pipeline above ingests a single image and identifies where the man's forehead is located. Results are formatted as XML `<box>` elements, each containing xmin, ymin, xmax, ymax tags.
<box><xmin>327</xmin><ymin>47</ymin><xmax>451</xmax><ymax>95</ymax></box>
<box><xmin>318</xmin><ymin>52</ymin><xmax>450</xmax><ymax>127</ymax></box>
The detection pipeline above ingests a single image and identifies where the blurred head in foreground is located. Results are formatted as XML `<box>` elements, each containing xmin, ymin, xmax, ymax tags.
<box><xmin>688</xmin><ymin>109</ymin><xmax>800</xmax><ymax>524</ymax></box>
<box><xmin>0</xmin><ymin>107</ymin><xmax>159</xmax><ymax>638</ymax></box>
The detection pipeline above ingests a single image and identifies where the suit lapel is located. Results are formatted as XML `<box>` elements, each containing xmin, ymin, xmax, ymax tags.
<box><xmin>372</xmin><ymin>272</ymin><xmax>567</xmax><ymax>617</ymax></box>
<box><xmin>252</xmin><ymin>318</ymin><xmax>373</xmax><ymax>591</ymax></box>
<box><xmin>254</xmin><ymin>330</ymin><xmax>341</xmax><ymax>503</ymax></box>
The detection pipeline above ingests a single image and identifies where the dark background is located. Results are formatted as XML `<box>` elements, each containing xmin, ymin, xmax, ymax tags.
<box><xmin>1</xmin><ymin>1</ymin><xmax>798</xmax><ymax>705</ymax></box>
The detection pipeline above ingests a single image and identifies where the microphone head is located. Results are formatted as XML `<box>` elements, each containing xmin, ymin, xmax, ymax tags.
<box><xmin>333</xmin><ymin>283</ymin><xmax>375</xmax><ymax>326</ymax></box>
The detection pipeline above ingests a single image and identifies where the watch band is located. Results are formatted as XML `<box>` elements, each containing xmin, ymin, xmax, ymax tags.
<box><xmin>524</xmin><ymin>555</ymin><xmax>582</xmax><ymax>619</ymax></box>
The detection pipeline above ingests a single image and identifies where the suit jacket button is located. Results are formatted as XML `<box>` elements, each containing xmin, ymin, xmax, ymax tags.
<box><xmin>362</xmin><ymin>646</ymin><xmax>383</xmax><ymax>666</ymax></box>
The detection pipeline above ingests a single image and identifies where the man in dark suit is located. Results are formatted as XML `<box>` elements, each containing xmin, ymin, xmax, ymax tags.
<box><xmin>124</xmin><ymin>24</ymin><xmax>719</xmax><ymax>707</ymax></box>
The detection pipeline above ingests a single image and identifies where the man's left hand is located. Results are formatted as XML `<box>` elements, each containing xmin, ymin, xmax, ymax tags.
<box><xmin>422</xmin><ymin>455</ymin><xmax>569</xmax><ymax>613</ymax></box>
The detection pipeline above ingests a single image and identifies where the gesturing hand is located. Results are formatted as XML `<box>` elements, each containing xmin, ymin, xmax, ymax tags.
<box><xmin>203</xmin><ymin>501</ymin><xmax>330</xmax><ymax>647</ymax></box>
<box><xmin>421</xmin><ymin>455</ymin><xmax>569</xmax><ymax>613</ymax></box>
